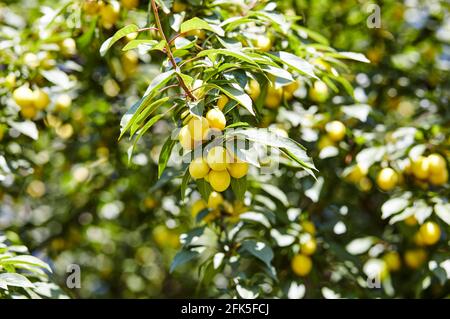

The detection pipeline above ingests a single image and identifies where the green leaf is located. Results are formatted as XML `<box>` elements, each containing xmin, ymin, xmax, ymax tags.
<box><xmin>198</xmin><ymin>49</ymin><xmax>258</xmax><ymax>66</ymax></box>
<box><xmin>268</xmin><ymin>51</ymin><xmax>317</xmax><ymax>79</ymax></box>
<box><xmin>249</xmin><ymin>11</ymin><xmax>290</xmax><ymax>34</ymax></box>
<box><xmin>381</xmin><ymin>197</ymin><xmax>409</xmax><ymax>220</ymax></box>
<box><xmin>122</xmin><ymin>39</ymin><xmax>159</xmax><ymax>51</ymax></box>
<box><xmin>261</xmin><ymin>184</ymin><xmax>289</xmax><ymax>207</ymax></box>
<box><xmin>228</xmin><ymin>128</ymin><xmax>316</xmax><ymax>172</ymax></box>
<box><xmin>328</xmin><ymin>51</ymin><xmax>370</xmax><ymax>63</ymax></box>
<box><xmin>180</xmin><ymin>170</ymin><xmax>190</xmax><ymax>200</ymax></box>
<box><xmin>130</xmin><ymin>97</ymin><xmax>170</xmax><ymax>137</ymax></box>
<box><xmin>100</xmin><ymin>24</ymin><xmax>139</xmax><ymax>56</ymax></box>
<box><xmin>180</xmin><ymin>17</ymin><xmax>225</xmax><ymax>36</ymax></box>
<box><xmin>293</xmin><ymin>25</ymin><xmax>330</xmax><ymax>45</ymax></box>
<box><xmin>260</xmin><ymin>65</ymin><xmax>294</xmax><ymax>84</ymax></box>
<box><xmin>132</xmin><ymin>114</ymin><xmax>165</xmax><ymax>146</ymax></box>
<box><xmin>196</xmin><ymin>179</ymin><xmax>212</xmax><ymax>201</ymax></box>
<box><xmin>195</xmin><ymin>208</ymin><xmax>211</xmax><ymax>223</ymax></box>
<box><xmin>222</xmin><ymin>17</ymin><xmax>259</xmax><ymax>31</ymax></box>
<box><xmin>0</xmin><ymin>273</ymin><xmax>34</xmax><ymax>289</ymax></box>
<box><xmin>177</xmin><ymin>72</ymin><xmax>194</xmax><ymax>88</ymax></box>
<box><xmin>7</xmin><ymin>120</ymin><xmax>38</xmax><ymax>140</ymax></box>
<box><xmin>231</xmin><ymin>177</ymin><xmax>247</xmax><ymax>201</ymax></box>
<box><xmin>143</xmin><ymin>69</ymin><xmax>176</xmax><ymax>96</ymax></box>
<box><xmin>341</xmin><ymin>104</ymin><xmax>372</xmax><ymax>122</ymax></box>
<box><xmin>174</xmin><ymin>37</ymin><xmax>195</xmax><ymax>50</ymax></box>
<box><xmin>170</xmin><ymin>250</ymin><xmax>199</xmax><ymax>273</ymax></box>
<box><xmin>238</xmin><ymin>240</ymin><xmax>274</xmax><ymax>269</ymax></box>
<box><xmin>435</xmin><ymin>203</ymin><xmax>450</xmax><ymax>226</ymax></box>
<box><xmin>0</xmin><ymin>255</ymin><xmax>52</xmax><ymax>273</ymax></box>
<box><xmin>346</xmin><ymin>237</ymin><xmax>376</xmax><ymax>255</ymax></box>
<box><xmin>188</xmin><ymin>100</ymin><xmax>205</xmax><ymax>117</ymax></box>
<box><xmin>77</xmin><ymin>17</ymin><xmax>98</xmax><ymax>48</ymax></box>
<box><xmin>208</xmin><ymin>83</ymin><xmax>254</xmax><ymax>115</ymax></box>
<box><xmin>225</xmin><ymin>122</ymin><xmax>250</xmax><ymax>129</ymax></box>
<box><xmin>158</xmin><ymin>137</ymin><xmax>177</xmax><ymax>178</ymax></box>
<box><xmin>181</xmin><ymin>227</ymin><xmax>206</xmax><ymax>246</ymax></box>
<box><xmin>120</xmin><ymin>70</ymin><xmax>175</xmax><ymax>139</ymax></box>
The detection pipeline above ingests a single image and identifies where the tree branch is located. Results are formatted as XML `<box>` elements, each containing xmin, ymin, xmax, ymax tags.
<box><xmin>150</xmin><ymin>0</ymin><xmax>196</xmax><ymax>100</ymax></box>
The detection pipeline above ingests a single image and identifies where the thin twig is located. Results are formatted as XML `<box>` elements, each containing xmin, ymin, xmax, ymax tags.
<box><xmin>168</xmin><ymin>32</ymin><xmax>183</xmax><ymax>44</ymax></box>
<box><xmin>159</xmin><ymin>84</ymin><xmax>179</xmax><ymax>93</ymax></box>
<box><xmin>150</xmin><ymin>0</ymin><xmax>196</xmax><ymax>100</ymax></box>
<box><xmin>137</xmin><ymin>27</ymin><xmax>159</xmax><ymax>32</ymax></box>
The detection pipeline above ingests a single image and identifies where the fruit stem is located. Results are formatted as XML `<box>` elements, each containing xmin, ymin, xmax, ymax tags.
<box><xmin>150</xmin><ymin>0</ymin><xmax>196</xmax><ymax>101</ymax></box>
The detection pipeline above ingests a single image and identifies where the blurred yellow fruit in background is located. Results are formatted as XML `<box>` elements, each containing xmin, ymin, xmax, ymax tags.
<box><xmin>60</xmin><ymin>38</ymin><xmax>77</xmax><ymax>57</ymax></box>
<box><xmin>411</xmin><ymin>156</ymin><xmax>429</xmax><ymax>179</ymax></box>
<box><xmin>27</xmin><ymin>180</ymin><xmax>46</xmax><ymax>198</ymax></box>
<box><xmin>254</xmin><ymin>35</ymin><xmax>272</xmax><ymax>52</ymax></box>
<box><xmin>300</xmin><ymin>237</ymin><xmax>317</xmax><ymax>255</ymax></box>
<box><xmin>427</xmin><ymin>153</ymin><xmax>446</xmax><ymax>174</ymax></box>
<box><xmin>246</xmin><ymin>79</ymin><xmax>261</xmax><ymax>101</ymax></box>
<box><xmin>32</xmin><ymin>88</ymin><xmax>50</xmax><ymax>110</ymax></box>
<box><xmin>325</xmin><ymin>121</ymin><xmax>346</xmax><ymax>142</ymax></box>
<box><xmin>55</xmin><ymin>94</ymin><xmax>72</xmax><ymax>111</ymax></box>
<box><xmin>191</xmin><ymin>199</ymin><xmax>207</xmax><ymax>218</ymax></box>
<box><xmin>419</xmin><ymin>221</ymin><xmax>441</xmax><ymax>245</ymax></box>
<box><xmin>172</xmin><ymin>0</ymin><xmax>187</xmax><ymax>12</ymax></box>
<box><xmin>404</xmin><ymin>249</ymin><xmax>427</xmax><ymax>269</ymax></box>
<box><xmin>100</xmin><ymin>1</ymin><xmax>120</xmax><ymax>29</ymax></box>
<box><xmin>283</xmin><ymin>80</ymin><xmax>299</xmax><ymax>100</ymax></box>
<box><xmin>383</xmin><ymin>251</ymin><xmax>401</xmax><ymax>271</ymax></box>
<box><xmin>217</xmin><ymin>94</ymin><xmax>229</xmax><ymax>110</ymax></box>
<box><xmin>121</xmin><ymin>0</ymin><xmax>139</xmax><ymax>9</ymax></box>
<box><xmin>13</xmin><ymin>86</ymin><xmax>34</xmax><ymax>108</ymax></box>
<box><xmin>207</xmin><ymin>192</ymin><xmax>223</xmax><ymax>209</ymax></box>
<box><xmin>376</xmin><ymin>167</ymin><xmax>398</xmax><ymax>191</ymax></box>
<box><xmin>264</xmin><ymin>85</ymin><xmax>282</xmax><ymax>109</ymax></box>
<box><xmin>309</xmin><ymin>81</ymin><xmax>329</xmax><ymax>103</ymax></box>
<box><xmin>291</xmin><ymin>254</ymin><xmax>312</xmax><ymax>276</ymax></box>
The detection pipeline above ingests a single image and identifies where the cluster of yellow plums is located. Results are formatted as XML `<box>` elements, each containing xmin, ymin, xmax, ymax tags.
<box><xmin>345</xmin><ymin>152</ymin><xmax>447</xmax><ymax>192</ymax></box>
<box><xmin>82</xmin><ymin>0</ymin><xmax>139</xmax><ymax>29</ymax></box>
<box><xmin>405</xmin><ymin>153</ymin><xmax>448</xmax><ymax>187</ymax></box>
<box><xmin>376</xmin><ymin>152</ymin><xmax>448</xmax><ymax>191</ymax></box>
<box><xmin>179</xmin><ymin>98</ymin><xmax>249</xmax><ymax>193</ymax></box>
<box><xmin>399</xmin><ymin>220</ymin><xmax>441</xmax><ymax>270</ymax></box>
<box><xmin>382</xmin><ymin>220</ymin><xmax>441</xmax><ymax>274</ymax></box>
<box><xmin>243</xmin><ymin>78</ymin><xmax>300</xmax><ymax>110</ymax></box>
<box><xmin>12</xmin><ymin>84</ymin><xmax>72</xmax><ymax>119</ymax></box>
<box><xmin>191</xmin><ymin>191</ymin><xmax>247</xmax><ymax>223</ymax></box>
<box><xmin>188</xmin><ymin>147</ymin><xmax>249</xmax><ymax>192</ymax></box>
<box><xmin>291</xmin><ymin>221</ymin><xmax>317</xmax><ymax>277</ymax></box>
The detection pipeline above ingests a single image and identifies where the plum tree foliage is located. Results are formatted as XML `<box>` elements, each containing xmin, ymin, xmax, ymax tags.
<box><xmin>0</xmin><ymin>0</ymin><xmax>448</xmax><ymax>299</ymax></box>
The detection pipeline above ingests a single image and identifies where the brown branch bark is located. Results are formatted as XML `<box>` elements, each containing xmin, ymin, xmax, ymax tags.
<box><xmin>150</xmin><ymin>0</ymin><xmax>196</xmax><ymax>100</ymax></box>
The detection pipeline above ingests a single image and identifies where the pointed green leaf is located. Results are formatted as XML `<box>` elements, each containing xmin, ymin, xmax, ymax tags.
<box><xmin>122</xmin><ymin>39</ymin><xmax>159</xmax><ymax>51</ymax></box>
<box><xmin>100</xmin><ymin>24</ymin><xmax>139</xmax><ymax>56</ymax></box>
<box><xmin>198</xmin><ymin>49</ymin><xmax>258</xmax><ymax>66</ymax></box>
<box><xmin>170</xmin><ymin>249</ymin><xmax>199</xmax><ymax>273</ymax></box>
<box><xmin>158</xmin><ymin>136</ymin><xmax>177</xmax><ymax>178</ymax></box>
<box><xmin>181</xmin><ymin>17</ymin><xmax>225</xmax><ymax>36</ymax></box>
<box><xmin>268</xmin><ymin>51</ymin><xmax>317</xmax><ymax>79</ymax></box>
